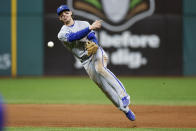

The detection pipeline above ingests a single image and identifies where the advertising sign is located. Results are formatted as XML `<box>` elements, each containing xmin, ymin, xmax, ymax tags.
<box><xmin>44</xmin><ymin>0</ymin><xmax>182</xmax><ymax>76</ymax></box>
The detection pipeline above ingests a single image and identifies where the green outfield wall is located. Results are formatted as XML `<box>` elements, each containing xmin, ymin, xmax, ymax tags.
<box><xmin>183</xmin><ymin>0</ymin><xmax>196</xmax><ymax>75</ymax></box>
<box><xmin>0</xmin><ymin>0</ymin><xmax>11</xmax><ymax>76</ymax></box>
<box><xmin>0</xmin><ymin>0</ymin><xmax>43</xmax><ymax>76</ymax></box>
<box><xmin>17</xmin><ymin>0</ymin><xmax>43</xmax><ymax>76</ymax></box>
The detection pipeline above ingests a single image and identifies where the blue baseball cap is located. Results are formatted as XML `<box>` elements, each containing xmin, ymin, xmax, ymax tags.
<box><xmin>57</xmin><ymin>5</ymin><xmax>70</xmax><ymax>15</ymax></box>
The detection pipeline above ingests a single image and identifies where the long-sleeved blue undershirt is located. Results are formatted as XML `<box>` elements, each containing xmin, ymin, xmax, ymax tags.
<box><xmin>87</xmin><ymin>32</ymin><xmax>98</xmax><ymax>45</ymax></box>
<box><xmin>67</xmin><ymin>27</ymin><xmax>91</xmax><ymax>42</ymax></box>
<box><xmin>66</xmin><ymin>27</ymin><xmax>99</xmax><ymax>45</ymax></box>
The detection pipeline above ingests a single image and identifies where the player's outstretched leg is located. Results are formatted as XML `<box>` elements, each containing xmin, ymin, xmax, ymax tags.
<box><xmin>98</xmin><ymin>75</ymin><xmax>129</xmax><ymax>112</ymax></box>
<box><xmin>93</xmin><ymin>48</ymin><xmax>136</xmax><ymax>121</ymax></box>
<box><xmin>94</xmin><ymin>48</ymin><xmax>130</xmax><ymax>100</ymax></box>
<box><xmin>83</xmin><ymin>48</ymin><xmax>136</xmax><ymax>121</ymax></box>
<box><xmin>98</xmin><ymin>75</ymin><xmax>136</xmax><ymax>121</ymax></box>
<box><xmin>94</xmin><ymin>48</ymin><xmax>130</xmax><ymax>104</ymax></box>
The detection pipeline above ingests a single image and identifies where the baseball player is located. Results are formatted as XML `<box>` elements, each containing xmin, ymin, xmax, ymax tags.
<box><xmin>57</xmin><ymin>5</ymin><xmax>135</xmax><ymax>121</ymax></box>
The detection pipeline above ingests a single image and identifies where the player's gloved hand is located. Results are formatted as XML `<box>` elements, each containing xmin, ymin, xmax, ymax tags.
<box><xmin>85</xmin><ymin>41</ymin><xmax>98</xmax><ymax>56</ymax></box>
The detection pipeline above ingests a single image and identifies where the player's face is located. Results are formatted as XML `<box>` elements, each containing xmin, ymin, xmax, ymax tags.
<box><xmin>59</xmin><ymin>11</ymin><xmax>72</xmax><ymax>24</ymax></box>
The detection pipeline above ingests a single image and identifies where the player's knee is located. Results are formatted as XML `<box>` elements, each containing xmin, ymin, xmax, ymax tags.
<box><xmin>95</xmin><ymin>64</ymin><xmax>106</xmax><ymax>76</ymax></box>
<box><xmin>103</xmin><ymin>55</ymin><xmax>108</xmax><ymax>66</ymax></box>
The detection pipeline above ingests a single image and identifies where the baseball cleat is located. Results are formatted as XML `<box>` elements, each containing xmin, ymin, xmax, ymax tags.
<box><xmin>125</xmin><ymin>109</ymin><xmax>136</xmax><ymax>121</ymax></box>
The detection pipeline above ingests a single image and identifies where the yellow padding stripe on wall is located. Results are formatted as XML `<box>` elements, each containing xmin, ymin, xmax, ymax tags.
<box><xmin>11</xmin><ymin>0</ymin><xmax>17</xmax><ymax>77</ymax></box>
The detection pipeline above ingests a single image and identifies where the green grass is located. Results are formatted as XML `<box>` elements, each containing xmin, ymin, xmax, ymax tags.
<box><xmin>122</xmin><ymin>77</ymin><xmax>196</xmax><ymax>105</ymax></box>
<box><xmin>1</xmin><ymin>77</ymin><xmax>196</xmax><ymax>130</ymax></box>
<box><xmin>0</xmin><ymin>77</ymin><xmax>196</xmax><ymax>105</ymax></box>
<box><xmin>6</xmin><ymin>127</ymin><xmax>196</xmax><ymax>131</ymax></box>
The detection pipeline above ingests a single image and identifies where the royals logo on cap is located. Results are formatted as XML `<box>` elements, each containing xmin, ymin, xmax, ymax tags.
<box><xmin>57</xmin><ymin>5</ymin><xmax>70</xmax><ymax>15</ymax></box>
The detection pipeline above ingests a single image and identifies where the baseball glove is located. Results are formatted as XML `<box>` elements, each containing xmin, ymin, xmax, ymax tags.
<box><xmin>85</xmin><ymin>41</ymin><xmax>98</xmax><ymax>56</ymax></box>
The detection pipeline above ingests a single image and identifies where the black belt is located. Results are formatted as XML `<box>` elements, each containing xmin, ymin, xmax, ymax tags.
<box><xmin>80</xmin><ymin>55</ymin><xmax>92</xmax><ymax>63</ymax></box>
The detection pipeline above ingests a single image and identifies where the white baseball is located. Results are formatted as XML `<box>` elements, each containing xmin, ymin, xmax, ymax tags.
<box><xmin>47</xmin><ymin>41</ymin><xmax>54</xmax><ymax>48</ymax></box>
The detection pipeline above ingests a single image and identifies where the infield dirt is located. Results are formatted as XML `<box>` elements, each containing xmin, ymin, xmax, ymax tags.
<box><xmin>5</xmin><ymin>104</ymin><xmax>196</xmax><ymax>128</ymax></box>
